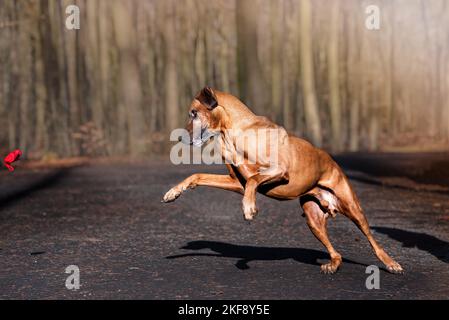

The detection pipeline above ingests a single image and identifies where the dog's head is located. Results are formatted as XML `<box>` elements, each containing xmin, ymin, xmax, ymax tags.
<box><xmin>182</xmin><ymin>87</ymin><xmax>221</xmax><ymax>147</ymax></box>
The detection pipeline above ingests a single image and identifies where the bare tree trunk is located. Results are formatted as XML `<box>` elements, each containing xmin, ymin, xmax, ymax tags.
<box><xmin>282</xmin><ymin>0</ymin><xmax>293</xmax><ymax>131</ymax></box>
<box><xmin>236</xmin><ymin>0</ymin><xmax>269</xmax><ymax>114</ymax></box>
<box><xmin>34</xmin><ymin>9</ymin><xmax>48</xmax><ymax>153</ymax></box>
<box><xmin>270</xmin><ymin>0</ymin><xmax>282</xmax><ymax>123</ymax></box>
<box><xmin>385</xmin><ymin>0</ymin><xmax>395</xmax><ymax>133</ymax></box>
<box><xmin>299</xmin><ymin>0</ymin><xmax>322</xmax><ymax>146</ymax></box>
<box><xmin>346</xmin><ymin>1</ymin><xmax>360</xmax><ymax>151</ymax></box>
<box><xmin>18</xmin><ymin>1</ymin><xmax>30</xmax><ymax>152</ymax></box>
<box><xmin>435</xmin><ymin>0</ymin><xmax>448</xmax><ymax>141</ymax></box>
<box><xmin>217</xmin><ymin>1</ymin><xmax>231</xmax><ymax>94</ymax></box>
<box><xmin>114</xmin><ymin>0</ymin><xmax>146</xmax><ymax>155</ymax></box>
<box><xmin>72</xmin><ymin>0</ymin><xmax>91</xmax><ymax>154</ymax></box>
<box><xmin>327</xmin><ymin>0</ymin><xmax>342</xmax><ymax>151</ymax></box>
<box><xmin>8</xmin><ymin>1</ymin><xmax>20</xmax><ymax>150</ymax></box>
<box><xmin>56</xmin><ymin>0</ymin><xmax>73</xmax><ymax>155</ymax></box>
<box><xmin>162</xmin><ymin>0</ymin><xmax>179</xmax><ymax>132</ymax></box>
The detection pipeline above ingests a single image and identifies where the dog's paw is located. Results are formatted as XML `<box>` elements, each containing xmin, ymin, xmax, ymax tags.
<box><xmin>386</xmin><ymin>261</ymin><xmax>404</xmax><ymax>274</ymax></box>
<box><xmin>162</xmin><ymin>187</ymin><xmax>182</xmax><ymax>203</ymax></box>
<box><xmin>320</xmin><ymin>262</ymin><xmax>339</xmax><ymax>274</ymax></box>
<box><xmin>242</xmin><ymin>199</ymin><xmax>258</xmax><ymax>221</ymax></box>
<box><xmin>320</xmin><ymin>256</ymin><xmax>341</xmax><ymax>274</ymax></box>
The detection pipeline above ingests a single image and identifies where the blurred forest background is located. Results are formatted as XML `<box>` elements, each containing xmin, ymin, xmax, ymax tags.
<box><xmin>1</xmin><ymin>0</ymin><xmax>449</xmax><ymax>159</ymax></box>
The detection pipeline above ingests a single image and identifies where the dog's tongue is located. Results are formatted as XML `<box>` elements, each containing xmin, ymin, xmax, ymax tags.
<box><xmin>3</xmin><ymin>149</ymin><xmax>22</xmax><ymax>172</ymax></box>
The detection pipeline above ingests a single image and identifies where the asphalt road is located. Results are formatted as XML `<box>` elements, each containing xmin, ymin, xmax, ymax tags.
<box><xmin>0</xmin><ymin>154</ymin><xmax>449</xmax><ymax>299</ymax></box>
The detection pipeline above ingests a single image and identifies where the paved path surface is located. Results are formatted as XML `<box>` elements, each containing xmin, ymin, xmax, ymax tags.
<box><xmin>1</xmin><ymin>155</ymin><xmax>449</xmax><ymax>299</ymax></box>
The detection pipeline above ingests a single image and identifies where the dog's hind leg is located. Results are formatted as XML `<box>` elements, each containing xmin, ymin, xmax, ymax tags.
<box><xmin>332</xmin><ymin>177</ymin><xmax>403</xmax><ymax>273</ymax></box>
<box><xmin>300</xmin><ymin>198</ymin><xmax>342</xmax><ymax>274</ymax></box>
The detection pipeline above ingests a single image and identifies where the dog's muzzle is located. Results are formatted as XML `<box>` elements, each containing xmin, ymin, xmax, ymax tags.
<box><xmin>180</xmin><ymin>119</ymin><xmax>218</xmax><ymax>147</ymax></box>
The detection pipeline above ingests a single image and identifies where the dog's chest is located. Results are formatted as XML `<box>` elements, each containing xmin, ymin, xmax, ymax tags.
<box><xmin>217</xmin><ymin>134</ymin><xmax>270</xmax><ymax>180</ymax></box>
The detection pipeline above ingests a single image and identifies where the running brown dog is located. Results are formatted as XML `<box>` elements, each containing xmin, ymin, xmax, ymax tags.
<box><xmin>162</xmin><ymin>87</ymin><xmax>403</xmax><ymax>274</ymax></box>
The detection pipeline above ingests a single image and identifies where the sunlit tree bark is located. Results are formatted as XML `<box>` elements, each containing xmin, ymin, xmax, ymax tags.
<box><xmin>162</xmin><ymin>0</ymin><xmax>179</xmax><ymax>132</ymax></box>
<box><xmin>327</xmin><ymin>0</ymin><xmax>342</xmax><ymax>151</ymax></box>
<box><xmin>236</xmin><ymin>0</ymin><xmax>269</xmax><ymax>114</ymax></box>
<box><xmin>299</xmin><ymin>0</ymin><xmax>322</xmax><ymax>146</ymax></box>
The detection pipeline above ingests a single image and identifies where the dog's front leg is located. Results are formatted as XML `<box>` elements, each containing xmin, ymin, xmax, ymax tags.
<box><xmin>242</xmin><ymin>166</ymin><xmax>289</xmax><ymax>220</ymax></box>
<box><xmin>162</xmin><ymin>174</ymin><xmax>244</xmax><ymax>203</ymax></box>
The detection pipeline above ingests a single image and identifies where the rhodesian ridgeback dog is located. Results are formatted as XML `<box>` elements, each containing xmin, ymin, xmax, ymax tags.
<box><xmin>163</xmin><ymin>87</ymin><xmax>403</xmax><ymax>274</ymax></box>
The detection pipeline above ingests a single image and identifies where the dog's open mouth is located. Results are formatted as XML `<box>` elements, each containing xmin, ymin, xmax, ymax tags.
<box><xmin>178</xmin><ymin>127</ymin><xmax>218</xmax><ymax>146</ymax></box>
<box><xmin>192</xmin><ymin>128</ymin><xmax>218</xmax><ymax>147</ymax></box>
<box><xmin>179</xmin><ymin>119</ymin><xmax>219</xmax><ymax>147</ymax></box>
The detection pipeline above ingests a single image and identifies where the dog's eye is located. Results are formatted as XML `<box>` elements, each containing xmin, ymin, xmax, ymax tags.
<box><xmin>190</xmin><ymin>110</ymin><xmax>198</xmax><ymax>119</ymax></box>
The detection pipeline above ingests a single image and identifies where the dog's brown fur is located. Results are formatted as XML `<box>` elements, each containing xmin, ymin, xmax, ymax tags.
<box><xmin>163</xmin><ymin>87</ymin><xmax>403</xmax><ymax>274</ymax></box>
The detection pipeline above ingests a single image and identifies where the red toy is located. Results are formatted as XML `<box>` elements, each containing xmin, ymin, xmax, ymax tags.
<box><xmin>3</xmin><ymin>149</ymin><xmax>22</xmax><ymax>172</ymax></box>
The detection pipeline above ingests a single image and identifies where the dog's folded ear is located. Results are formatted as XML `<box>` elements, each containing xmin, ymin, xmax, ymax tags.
<box><xmin>196</xmin><ymin>86</ymin><xmax>218</xmax><ymax>110</ymax></box>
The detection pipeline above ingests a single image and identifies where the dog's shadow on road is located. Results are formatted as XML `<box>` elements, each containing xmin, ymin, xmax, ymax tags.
<box><xmin>166</xmin><ymin>241</ymin><xmax>367</xmax><ymax>270</ymax></box>
<box><xmin>373</xmin><ymin>226</ymin><xmax>449</xmax><ymax>264</ymax></box>
<box><xmin>167</xmin><ymin>228</ymin><xmax>449</xmax><ymax>270</ymax></box>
